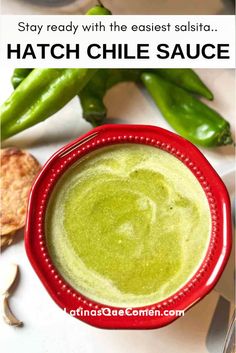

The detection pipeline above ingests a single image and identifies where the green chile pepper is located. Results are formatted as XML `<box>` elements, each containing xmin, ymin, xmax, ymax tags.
<box><xmin>10</xmin><ymin>67</ymin><xmax>214</xmax><ymax>127</ymax></box>
<box><xmin>6</xmin><ymin>5</ymin><xmax>219</xmax><ymax>143</ymax></box>
<box><xmin>79</xmin><ymin>69</ymin><xmax>108</xmax><ymax>127</ymax></box>
<box><xmin>79</xmin><ymin>69</ymin><xmax>141</xmax><ymax>126</ymax></box>
<box><xmin>11</xmin><ymin>68</ymin><xmax>214</xmax><ymax>127</ymax></box>
<box><xmin>152</xmin><ymin>69</ymin><xmax>213</xmax><ymax>100</ymax></box>
<box><xmin>1</xmin><ymin>69</ymin><xmax>96</xmax><ymax>140</ymax></box>
<box><xmin>12</xmin><ymin>68</ymin><xmax>213</xmax><ymax>102</ymax></box>
<box><xmin>9</xmin><ymin>68</ymin><xmax>140</xmax><ymax>127</ymax></box>
<box><xmin>7</xmin><ymin>67</ymin><xmax>229</xmax><ymax>146</ymax></box>
<box><xmin>86</xmin><ymin>4</ymin><xmax>112</xmax><ymax>15</ymax></box>
<box><xmin>79</xmin><ymin>68</ymin><xmax>213</xmax><ymax>126</ymax></box>
<box><xmin>141</xmin><ymin>72</ymin><xmax>232</xmax><ymax>147</ymax></box>
<box><xmin>11</xmin><ymin>69</ymin><xmax>33</xmax><ymax>89</ymax></box>
<box><xmin>1</xmin><ymin>4</ymin><xmax>111</xmax><ymax>141</ymax></box>
<box><xmin>10</xmin><ymin>3</ymin><xmax>111</xmax><ymax>91</ymax></box>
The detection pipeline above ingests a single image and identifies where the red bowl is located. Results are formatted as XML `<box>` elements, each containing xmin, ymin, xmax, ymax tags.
<box><xmin>25</xmin><ymin>124</ymin><xmax>232</xmax><ymax>329</ymax></box>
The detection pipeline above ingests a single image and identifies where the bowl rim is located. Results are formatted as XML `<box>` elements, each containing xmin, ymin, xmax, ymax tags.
<box><xmin>25</xmin><ymin>124</ymin><xmax>232</xmax><ymax>329</ymax></box>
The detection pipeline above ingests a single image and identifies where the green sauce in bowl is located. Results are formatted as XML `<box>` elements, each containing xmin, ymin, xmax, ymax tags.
<box><xmin>46</xmin><ymin>144</ymin><xmax>211</xmax><ymax>307</ymax></box>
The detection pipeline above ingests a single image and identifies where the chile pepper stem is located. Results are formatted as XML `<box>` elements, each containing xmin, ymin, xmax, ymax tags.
<box><xmin>97</xmin><ymin>0</ymin><xmax>104</xmax><ymax>7</ymax></box>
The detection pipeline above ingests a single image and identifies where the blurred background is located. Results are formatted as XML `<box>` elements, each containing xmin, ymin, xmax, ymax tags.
<box><xmin>1</xmin><ymin>0</ymin><xmax>235</xmax><ymax>15</ymax></box>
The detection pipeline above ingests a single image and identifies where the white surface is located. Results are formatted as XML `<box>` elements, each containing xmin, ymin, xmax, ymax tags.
<box><xmin>1</xmin><ymin>0</ymin><xmax>235</xmax><ymax>15</ymax></box>
<box><xmin>0</xmin><ymin>68</ymin><xmax>235</xmax><ymax>353</ymax></box>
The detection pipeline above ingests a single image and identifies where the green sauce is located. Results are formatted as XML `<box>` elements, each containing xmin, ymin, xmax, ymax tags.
<box><xmin>46</xmin><ymin>144</ymin><xmax>211</xmax><ymax>307</ymax></box>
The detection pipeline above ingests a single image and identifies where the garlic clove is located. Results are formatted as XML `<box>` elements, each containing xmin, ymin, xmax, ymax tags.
<box><xmin>1</xmin><ymin>295</ymin><xmax>22</xmax><ymax>326</ymax></box>
<box><xmin>0</xmin><ymin>263</ymin><xmax>19</xmax><ymax>296</ymax></box>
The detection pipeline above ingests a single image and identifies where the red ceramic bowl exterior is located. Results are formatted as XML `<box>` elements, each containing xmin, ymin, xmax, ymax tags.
<box><xmin>25</xmin><ymin>124</ymin><xmax>232</xmax><ymax>329</ymax></box>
